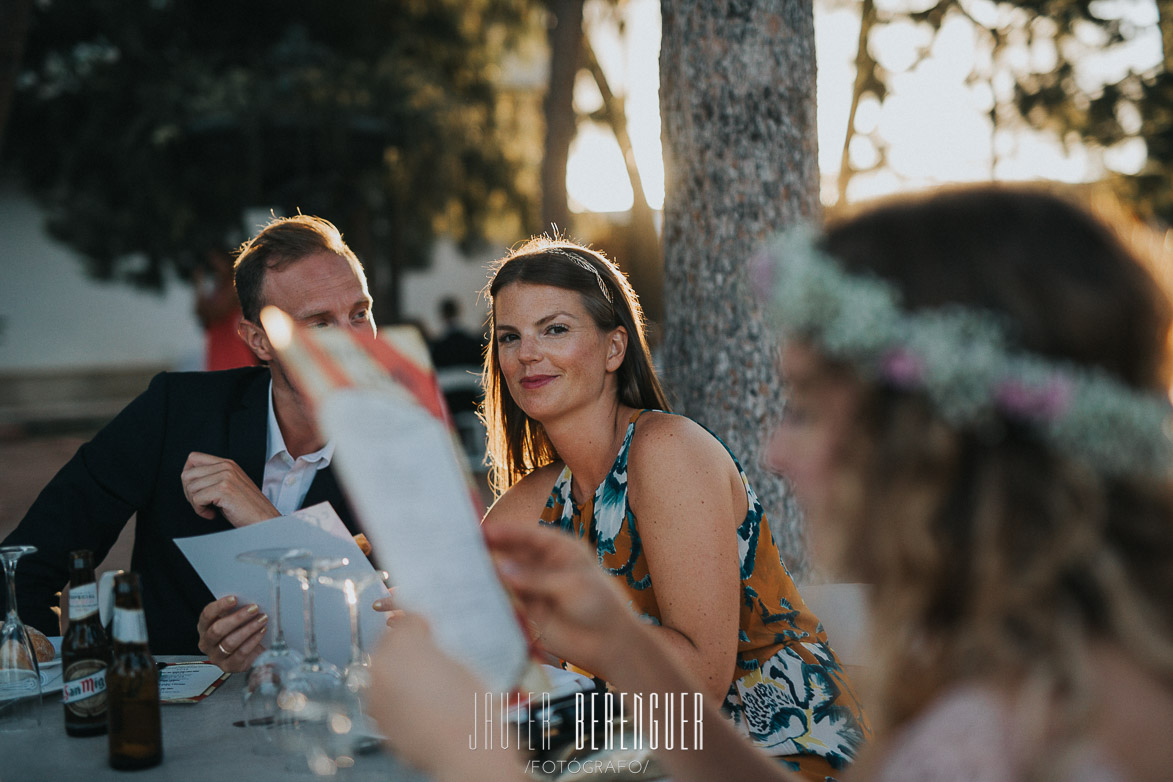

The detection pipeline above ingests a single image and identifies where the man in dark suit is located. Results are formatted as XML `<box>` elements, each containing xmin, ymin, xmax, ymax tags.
<box><xmin>1</xmin><ymin>215</ymin><xmax>374</xmax><ymax>666</ymax></box>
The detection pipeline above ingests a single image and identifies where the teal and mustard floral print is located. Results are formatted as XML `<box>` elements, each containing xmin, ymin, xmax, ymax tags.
<box><xmin>540</xmin><ymin>410</ymin><xmax>869</xmax><ymax>778</ymax></box>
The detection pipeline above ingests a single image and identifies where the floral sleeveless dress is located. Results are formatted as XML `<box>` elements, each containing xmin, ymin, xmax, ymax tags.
<box><xmin>540</xmin><ymin>410</ymin><xmax>868</xmax><ymax>778</ymax></box>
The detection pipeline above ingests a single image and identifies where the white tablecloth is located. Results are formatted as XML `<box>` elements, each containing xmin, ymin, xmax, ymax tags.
<box><xmin>0</xmin><ymin>656</ymin><xmax>428</xmax><ymax>782</ymax></box>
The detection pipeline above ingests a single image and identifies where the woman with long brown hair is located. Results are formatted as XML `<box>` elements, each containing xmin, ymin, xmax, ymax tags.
<box><xmin>477</xmin><ymin>236</ymin><xmax>867</xmax><ymax>778</ymax></box>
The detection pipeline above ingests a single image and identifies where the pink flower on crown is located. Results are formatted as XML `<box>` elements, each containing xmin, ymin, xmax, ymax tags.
<box><xmin>994</xmin><ymin>376</ymin><xmax>1072</xmax><ymax>422</ymax></box>
<box><xmin>882</xmin><ymin>348</ymin><xmax>924</xmax><ymax>388</ymax></box>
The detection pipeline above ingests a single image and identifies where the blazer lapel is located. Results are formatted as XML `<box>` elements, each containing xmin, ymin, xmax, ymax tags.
<box><xmin>228</xmin><ymin>370</ymin><xmax>270</xmax><ymax>488</ymax></box>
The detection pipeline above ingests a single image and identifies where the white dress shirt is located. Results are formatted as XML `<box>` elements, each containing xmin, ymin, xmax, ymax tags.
<box><xmin>261</xmin><ymin>382</ymin><xmax>334</xmax><ymax>516</ymax></box>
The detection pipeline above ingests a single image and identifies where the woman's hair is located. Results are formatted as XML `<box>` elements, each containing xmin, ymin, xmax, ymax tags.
<box><xmin>809</xmin><ymin>186</ymin><xmax>1173</xmax><ymax>755</ymax></box>
<box><xmin>481</xmin><ymin>237</ymin><xmax>668</xmax><ymax>495</ymax></box>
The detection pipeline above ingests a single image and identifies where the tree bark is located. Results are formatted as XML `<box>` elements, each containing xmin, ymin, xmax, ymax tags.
<box><xmin>541</xmin><ymin>0</ymin><xmax>584</xmax><ymax>236</ymax></box>
<box><xmin>0</xmin><ymin>0</ymin><xmax>33</xmax><ymax>156</ymax></box>
<box><xmin>660</xmin><ymin>0</ymin><xmax>819</xmax><ymax>575</ymax></box>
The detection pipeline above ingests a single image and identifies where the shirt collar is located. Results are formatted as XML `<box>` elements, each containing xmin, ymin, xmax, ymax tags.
<box><xmin>266</xmin><ymin>381</ymin><xmax>335</xmax><ymax>465</ymax></box>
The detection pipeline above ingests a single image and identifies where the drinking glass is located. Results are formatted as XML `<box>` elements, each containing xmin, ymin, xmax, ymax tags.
<box><xmin>275</xmin><ymin>554</ymin><xmax>347</xmax><ymax>772</ymax></box>
<box><xmin>236</xmin><ymin>547</ymin><xmax>309</xmax><ymax>754</ymax></box>
<box><xmin>0</xmin><ymin>545</ymin><xmax>43</xmax><ymax>731</ymax></box>
<box><xmin>315</xmin><ymin>569</ymin><xmax>390</xmax><ymax>761</ymax></box>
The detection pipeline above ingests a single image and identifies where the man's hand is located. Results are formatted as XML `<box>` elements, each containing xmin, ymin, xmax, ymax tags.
<box><xmin>181</xmin><ymin>452</ymin><xmax>279</xmax><ymax>527</ymax></box>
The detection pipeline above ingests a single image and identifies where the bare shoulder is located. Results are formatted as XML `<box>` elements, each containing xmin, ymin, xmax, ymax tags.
<box><xmin>482</xmin><ymin>462</ymin><xmax>564</xmax><ymax>530</ymax></box>
<box><xmin>627</xmin><ymin>412</ymin><xmax>736</xmax><ymax>481</ymax></box>
<box><xmin>626</xmin><ymin>412</ymin><xmax>748</xmax><ymax>546</ymax></box>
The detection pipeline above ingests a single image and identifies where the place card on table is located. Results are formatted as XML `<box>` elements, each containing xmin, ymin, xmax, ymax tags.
<box><xmin>158</xmin><ymin>661</ymin><xmax>231</xmax><ymax>704</ymax></box>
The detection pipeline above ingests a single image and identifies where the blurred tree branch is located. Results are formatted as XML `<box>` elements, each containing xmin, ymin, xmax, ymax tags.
<box><xmin>834</xmin><ymin>0</ymin><xmax>1172</xmax><ymax>225</ymax></box>
<box><xmin>540</xmin><ymin>0</ymin><xmax>583</xmax><ymax>235</ymax></box>
<box><xmin>581</xmin><ymin>30</ymin><xmax>662</xmax><ymax>322</ymax></box>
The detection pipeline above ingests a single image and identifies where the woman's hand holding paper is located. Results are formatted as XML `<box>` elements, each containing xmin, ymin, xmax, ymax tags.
<box><xmin>486</xmin><ymin>523</ymin><xmax>643</xmax><ymax>682</ymax></box>
<box><xmin>196</xmin><ymin>594</ymin><xmax>268</xmax><ymax>672</ymax></box>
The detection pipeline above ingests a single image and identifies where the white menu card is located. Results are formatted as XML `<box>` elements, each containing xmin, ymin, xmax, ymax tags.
<box><xmin>261</xmin><ymin>312</ymin><xmax>530</xmax><ymax>693</ymax></box>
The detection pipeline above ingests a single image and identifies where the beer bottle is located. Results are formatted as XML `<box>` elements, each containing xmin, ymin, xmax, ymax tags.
<box><xmin>62</xmin><ymin>549</ymin><xmax>110</xmax><ymax>736</ymax></box>
<box><xmin>107</xmin><ymin>572</ymin><xmax>163</xmax><ymax>770</ymax></box>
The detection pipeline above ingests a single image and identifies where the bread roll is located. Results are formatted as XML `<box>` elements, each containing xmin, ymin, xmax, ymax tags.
<box><xmin>26</xmin><ymin>626</ymin><xmax>56</xmax><ymax>663</ymax></box>
<box><xmin>2</xmin><ymin>626</ymin><xmax>56</xmax><ymax>668</ymax></box>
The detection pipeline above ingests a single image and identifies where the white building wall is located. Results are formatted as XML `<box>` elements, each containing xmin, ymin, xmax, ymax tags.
<box><xmin>0</xmin><ymin>183</ymin><xmax>500</xmax><ymax>374</ymax></box>
<box><xmin>400</xmin><ymin>237</ymin><xmax>500</xmax><ymax>341</ymax></box>
<box><xmin>0</xmin><ymin>183</ymin><xmax>205</xmax><ymax>372</ymax></box>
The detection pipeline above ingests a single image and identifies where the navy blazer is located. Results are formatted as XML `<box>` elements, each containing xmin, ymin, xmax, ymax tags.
<box><xmin>1</xmin><ymin>367</ymin><xmax>359</xmax><ymax>653</ymax></box>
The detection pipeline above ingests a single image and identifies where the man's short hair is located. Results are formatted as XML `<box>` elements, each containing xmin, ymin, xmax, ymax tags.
<box><xmin>234</xmin><ymin>215</ymin><xmax>364</xmax><ymax>322</ymax></box>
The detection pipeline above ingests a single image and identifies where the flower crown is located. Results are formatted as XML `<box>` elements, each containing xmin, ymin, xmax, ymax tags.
<box><xmin>753</xmin><ymin>225</ymin><xmax>1173</xmax><ymax>478</ymax></box>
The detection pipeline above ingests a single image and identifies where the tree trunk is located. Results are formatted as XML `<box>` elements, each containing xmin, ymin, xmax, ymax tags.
<box><xmin>541</xmin><ymin>0</ymin><xmax>584</xmax><ymax>236</ymax></box>
<box><xmin>660</xmin><ymin>0</ymin><xmax>819</xmax><ymax>575</ymax></box>
<box><xmin>0</xmin><ymin>0</ymin><xmax>33</xmax><ymax>155</ymax></box>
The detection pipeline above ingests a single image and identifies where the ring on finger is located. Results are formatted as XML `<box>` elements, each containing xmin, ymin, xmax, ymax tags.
<box><xmin>218</xmin><ymin>642</ymin><xmax>230</xmax><ymax>656</ymax></box>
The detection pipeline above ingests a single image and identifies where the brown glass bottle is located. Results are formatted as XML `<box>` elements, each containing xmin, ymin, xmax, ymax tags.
<box><xmin>62</xmin><ymin>549</ymin><xmax>110</xmax><ymax>737</ymax></box>
<box><xmin>107</xmin><ymin>572</ymin><xmax>162</xmax><ymax>770</ymax></box>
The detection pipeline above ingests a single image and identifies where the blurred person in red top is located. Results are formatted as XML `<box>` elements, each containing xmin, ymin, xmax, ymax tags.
<box><xmin>195</xmin><ymin>247</ymin><xmax>259</xmax><ymax>371</ymax></box>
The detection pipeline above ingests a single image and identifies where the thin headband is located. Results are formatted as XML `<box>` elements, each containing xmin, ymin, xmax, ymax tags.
<box><xmin>544</xmin><ymin>248</ymin><xmax>614</xmax><ymax>306</ymax></box>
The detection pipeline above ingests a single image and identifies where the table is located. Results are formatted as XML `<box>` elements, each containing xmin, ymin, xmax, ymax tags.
<box><xmin>0</xmin><ymin>657</ymin><xmax>429</xmax><ymax>782</ymax></box>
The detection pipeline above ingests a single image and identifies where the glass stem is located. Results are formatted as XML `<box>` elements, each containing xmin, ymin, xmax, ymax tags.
<box><xmin>302</xmin><ymin>573</ymin><xmax>320</xmax><ymax>666</ymax></box>
<box><xmin>3</xmin><ymin>556</ymin><xmax>19</xmax><ymax>621</ymax></box>
<box><xmin>270</xmin><ymin>565</ymin><xmax>287</xmax><ymax>649</ymax></box>
<box><xmin>348</xmin><ymin>599</ymin><xmax>362</xmax><ymax>668</ymax></box>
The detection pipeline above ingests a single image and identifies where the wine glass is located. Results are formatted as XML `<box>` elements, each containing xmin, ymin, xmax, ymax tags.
<box><xmin>0</xmin><ymin>545</ymin><xmax>43</xmax><ymax>731</ymax></box>
<box><xmin>236</xmin><ymin>547</ymin><xmax>309</xmax><ymax>754</ymax></box>
<box><xmin>317</xmin><ymin>569</ymin><xmax>388</xmax><ymax>687</ymax></box>
<box><xmin>275</xmin><ymin>554</ymin><xmax>347</xmax><ymax>772</ymax></box>
<box><xmin>315</xmin><ymin>569</ymin><xmax>390</xmax><ymax>761</ymax></box>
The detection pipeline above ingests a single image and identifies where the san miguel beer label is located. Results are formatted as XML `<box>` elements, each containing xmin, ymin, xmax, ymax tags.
<box><xmin>63</xmin><ymin>661</ymin><xmax>108</xmax><ymax>717</ymax></box>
